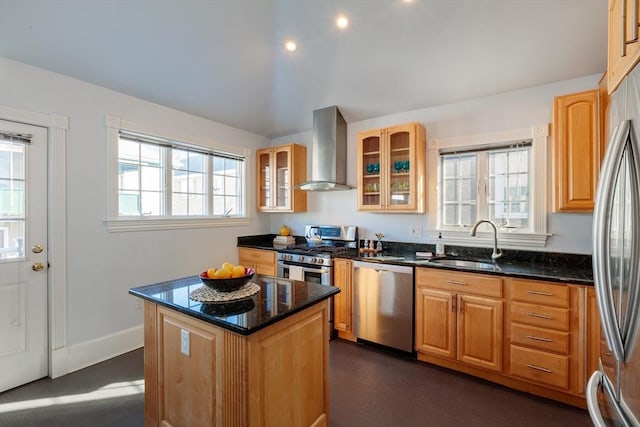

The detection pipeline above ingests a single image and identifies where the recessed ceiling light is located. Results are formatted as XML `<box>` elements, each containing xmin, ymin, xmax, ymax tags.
<box><xmin>285</xmin><ymin>40</ymin><xmax>297</xmax><ymax>52</ymax></box>
<box><xmin>336</xmin><ymin>14</ymin><xmax>349</xmax><ymax>29</ymax></box>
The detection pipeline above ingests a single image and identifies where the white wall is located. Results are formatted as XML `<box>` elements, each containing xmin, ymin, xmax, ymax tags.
<box><xmin>0</xmin><ymin>58</ymin><xmax>270</xmax><ymax>370</ymax></box>
<box><xmin>271</xmin><ymin>74</ymin><xmax>602</xmax><ymax>254</ymax></box>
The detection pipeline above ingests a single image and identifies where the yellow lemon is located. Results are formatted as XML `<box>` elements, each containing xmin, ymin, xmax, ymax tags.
<box><xmin>231</xmin><ymin>265</ymin><xmax>246</xmax><ymax>278</ymax></box>
<box><xmin>214</xmin><ymin>268</ymin><xmax>231</xmax><ymax>279</ymax></box>
<box><xmin>221</xmin><ymin>262</ymin><xmax>235</xmax><ymax>271</ymax></box>
<box><xmin>206</xmin><ymin>268</ymin><xmax>216</xmax><ymax>278</ymax></box>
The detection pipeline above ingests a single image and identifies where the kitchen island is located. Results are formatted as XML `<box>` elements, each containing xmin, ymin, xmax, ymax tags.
<box><xmin>130</xmin><ymin>274</ymin><xmax>339</xmax><ymax>427</ymax></box>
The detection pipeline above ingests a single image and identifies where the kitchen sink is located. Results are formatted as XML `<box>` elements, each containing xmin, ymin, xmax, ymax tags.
<box><xmin>419</xmin><ymin>258</ymin><xmax>500</xmax><ymax>271</ymax></box>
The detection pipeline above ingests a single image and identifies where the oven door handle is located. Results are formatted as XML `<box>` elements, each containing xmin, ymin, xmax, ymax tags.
<box><xmin>277</xmin><ymin>260</ymin><xmax>331</xmax><ymax>273</ymax></box>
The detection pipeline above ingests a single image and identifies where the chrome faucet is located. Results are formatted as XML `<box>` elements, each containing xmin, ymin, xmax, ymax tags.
<box><xmin>470</xmin><ymin>219</ymin><xmax>502</xmax><ymax>260</ymax></box>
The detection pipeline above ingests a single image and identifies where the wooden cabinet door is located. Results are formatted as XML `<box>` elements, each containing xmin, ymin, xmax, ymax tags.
<box><xmin>157</xmin><ymin>307</ymin><xmax>223</xmax><ymax>427</ymax></box>
<box><xmin>357</xmin><ymin>128</ymin><xmax>384</xmax><ymax>210</ymax></box>
<box><xmin>333</xmin><ymin>259</ymin><xmax>352</xmax><ymax>332</ymax></box>
<box><xmin>256</xmin><ymin>144</ymin><xmax>307</xmax><ymax>213</ymax></box>
<box><xmin>238</xmin><ymin>247</ymin><xmax>276</xmax><ymax>276</ymax></box>
<box><xmin>608</xmin><ymin>0</ymin><xmax>640</xmax><ymax>94</ymax></box>
<box><xmin>384</xmin><ymin>123</ymin><xmax>426</xmax><ymax>212</ymax></box>
<box><xmin>457</xmin><ymin>294</ymin><xmax>503</xmax><ymax>372</ymax></box>
<box><xmin>553</xmin><ymin>89</ymin><xmax>600</xmax><ymax>212</ymax></box>
<box><xmin>415</xmin><ymin>287</ymin><xmax>456</xmax><ymax>358</ymax></box>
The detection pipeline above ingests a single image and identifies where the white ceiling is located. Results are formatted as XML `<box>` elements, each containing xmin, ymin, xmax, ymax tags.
<box><xmin>0</xmin><ymin>0</ymin><xmax>607</xmax><ymax>138</ymax></box>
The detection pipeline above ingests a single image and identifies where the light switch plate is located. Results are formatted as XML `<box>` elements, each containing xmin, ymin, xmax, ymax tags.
<box><xmin>180</xmin><ymin>329</ymin><xmax>190</xmax><ymax>356</ymax></box>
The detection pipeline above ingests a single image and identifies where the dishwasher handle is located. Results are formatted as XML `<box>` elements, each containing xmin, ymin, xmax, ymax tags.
<box><xmin>353</xmin><ymin>261</ymin><xmax>413</xmax><ymax>275</ymax></box>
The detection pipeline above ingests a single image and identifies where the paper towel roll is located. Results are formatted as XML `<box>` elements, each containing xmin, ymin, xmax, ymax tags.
<box><xmin>289</xmin><ymin>266</ymin><xmax>305</xmax><ymax>281</ymax></box>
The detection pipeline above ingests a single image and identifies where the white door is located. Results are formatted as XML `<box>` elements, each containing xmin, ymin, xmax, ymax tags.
<box><xmin>0</xmin><ymin>120</ymin><xmax>48</xmax><ymax>392</ymax></box>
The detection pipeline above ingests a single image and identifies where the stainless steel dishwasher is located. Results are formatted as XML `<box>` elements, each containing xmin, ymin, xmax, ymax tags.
<box><xmin>353</xmin><ymin>261</ymin><xmax>414</xmax><ymax>352</ymax></box>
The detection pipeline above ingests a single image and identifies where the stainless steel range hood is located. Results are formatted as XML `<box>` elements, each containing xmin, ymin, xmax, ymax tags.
<box><xmin>296</xmin><ymin>106</ymin><xmax>352</xmax><ymax>191</ymax></box>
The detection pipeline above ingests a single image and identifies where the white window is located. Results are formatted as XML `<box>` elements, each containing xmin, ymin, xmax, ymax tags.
<box><xmin>441</xmin><ymin>143</ymin><xmax>531</xmax><ymax>231</ymax></box>
<box><xmin>106</xmin><ymin>115</ymin><xmax>250</xmax><ymax>232</ymax></box>
<box><xmin>428</xmin><ymin>125</ymin><xmax>549</xmax><ymax>248</ymax></box>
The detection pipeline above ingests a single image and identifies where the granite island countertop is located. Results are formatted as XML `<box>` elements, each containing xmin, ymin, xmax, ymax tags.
<box><xmin>129</xmin><ymin>274</ymin><xmax>339</xmax><ymax>335</ymax></box>
<box><xmin>237</xmin><ymin>235</ymin><xmax>593</xmax><ymax>285</ymax></box>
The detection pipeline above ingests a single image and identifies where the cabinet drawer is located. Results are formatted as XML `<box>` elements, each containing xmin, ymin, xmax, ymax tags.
<box><xmin>511</xmin><ymin>302</ymin><xmax>569</xmax><ymax>331</ymax></box>
<box><xmin>510</xmin><ymin>279</ymin><xmax>570</xmax><ymax>307</ymax></box>
<box><xmin>416</xmin><ymin>268</ymin><xmax>502</xmax><ymax>298</ymax></box>
<box><xmin>510</xmin><ymin>323</ymin><xmax>569</xmax><ymax>354</ymax></box>
<box><xmin>238</xmin><ymin>248</ymin><xmax>275</xmax><ymax>265</ymax></box>
<box><xmin>510</xmin><ymin>345</ymin><xmax>569</xmax><ymax>389</ymax></box>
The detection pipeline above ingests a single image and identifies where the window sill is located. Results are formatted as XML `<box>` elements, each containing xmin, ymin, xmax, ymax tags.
<box><xmin>434</xmin><ymin>229</ymin><xmax>550</xmax><ymax>249</ymax></box>
<box><xmin>105</xmin><ymin>216</ymin><xmax>252</xmax><ymax>232</ymax></box>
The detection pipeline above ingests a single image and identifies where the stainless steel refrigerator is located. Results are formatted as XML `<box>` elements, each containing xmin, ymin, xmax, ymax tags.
<box><xmin>587</xmin><ymin>64</ymin><xmax>640</xmax><ymax>426</ymax></box>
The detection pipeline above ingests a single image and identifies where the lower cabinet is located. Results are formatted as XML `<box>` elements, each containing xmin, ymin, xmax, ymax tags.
<box><xmin>415</xmin><ymin>268</ymin><xmax>503</xmax><ymax>372</ymax></box>
<box><xmin>415</xmin><ymin>287</ymin><xmax>503</xmax><ymax>371</ymax></box>
<box><xmin>238</xmin><ymin>247</ymin><xmax>276</xmax><ymax>276</ymax></box>
<box><xmin>415</xmin><ymin>268</ymin><xmax>591</xmax><ymax>408</ymax></box>
<box><xmin>333</xmin><ymin>258</ymin><xmax>355</xmax><ymax>341</ymax></box>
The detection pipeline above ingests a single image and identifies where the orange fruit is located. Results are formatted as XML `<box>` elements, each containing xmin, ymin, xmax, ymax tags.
<box><xmin>231</xmin><ymin>265</ymin><xmax>246</xmax><ymax>278</ymax></box>
<box><xmin>207</xmin><ymin>268</ymin><xmax>216</xmax><ymax>278</ymax></box>
<box><xmin>214</xmin><ymin>268</ymin><xmax>231</xmax><ymax>279</ymax></box>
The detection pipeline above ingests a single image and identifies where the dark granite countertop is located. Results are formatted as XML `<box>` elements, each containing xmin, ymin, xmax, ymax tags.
<box><xmin>129</xmin><ymin>274</ymin><xmax>339</xmax><ymax>335</ymax></box>
<box><xmin>237</xmin><ymin>235</ymin><xmax>593</xmax><ymax>285</ymax></box>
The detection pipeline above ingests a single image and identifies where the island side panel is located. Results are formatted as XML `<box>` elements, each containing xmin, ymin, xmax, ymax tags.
<box><xmin>156</xmin><ymin>306</ymin><xmax>224</xmax><ymax>427</ymax></box>
<box><xmin>143</xmin><ymin>301</ymin><xmax>159</xmax><ymax>426</ymax></box>
<box><xmin>247</xmin><ymin>300</ymin><xmax>329</xmax><ymax>427</ymax></box>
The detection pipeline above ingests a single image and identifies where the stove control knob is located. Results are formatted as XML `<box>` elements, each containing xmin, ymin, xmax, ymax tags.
<box><xmin>287</xmin><ymin>255</ymin><xmax>293</xmax><ymax>261</ymax></box>
<box><xmin>298</xmin><ymin>256</ymin><xmax>304</xmax><ymax>262</ymax></box>
<box><xmin>309</xmin><ymin>257</ymin><xmax>316</xmax><ymax>264</ymax></box>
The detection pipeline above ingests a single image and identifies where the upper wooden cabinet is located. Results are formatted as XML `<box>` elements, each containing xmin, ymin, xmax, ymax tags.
<box><xmin>608</xmin><ymin>0</ymin><xmax>640</xmax><ymax>94</ymax></box>
<box><xmin>256</xmin><ymin>143</ymin><xmax>307</xmax><ymax>212</ymax></box>
<box><xmin>553</xmin><ymin>89</ymin><xmax>601</xmax><ymax>212</ymax></box>
<box><xmin>357</xmin><ymin>123</ymin><xmax>426</xmax><ymax>212</ymax></box>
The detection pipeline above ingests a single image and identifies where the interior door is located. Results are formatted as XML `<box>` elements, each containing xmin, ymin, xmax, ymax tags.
<box><xmin>0</xmin><ymin>120</ymin><xmax>48</xmax><ymax>392</ymax></box>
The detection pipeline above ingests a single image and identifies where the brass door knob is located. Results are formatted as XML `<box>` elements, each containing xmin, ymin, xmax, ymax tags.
<box><xmin>32</xmin><ymin>244</ymin><xmax>44</xmax><ymax>253</ymax></box>
<box><xmin>32</xmin><ymin>262</ymin><xmax>45</xmax><ymax>271</ymax></box>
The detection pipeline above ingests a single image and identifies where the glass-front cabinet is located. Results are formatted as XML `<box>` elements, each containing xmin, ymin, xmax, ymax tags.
<box><xmin>357</xmin><ymin>123</ymin><xmax>426</xmax><ymax>212</ymax></box>
<box><xmin>257</xmin><ymin>143</ymin><xmax>307</xmax><ymax>212</ymax></box>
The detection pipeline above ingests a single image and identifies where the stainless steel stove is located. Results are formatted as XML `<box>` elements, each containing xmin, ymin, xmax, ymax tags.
<box><xmin>276</xmin><ymin>225</ymin><xmax>357</xmax><ymax>284</ymax></box>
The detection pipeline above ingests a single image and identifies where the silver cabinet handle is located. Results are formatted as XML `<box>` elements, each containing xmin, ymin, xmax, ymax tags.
<box><xmin>526</xmin><ymin>290</ymin><xmax>553</xmax><ymax>296</ymax></box>
<box><xmin>526</xmin><ymin>364</ymin><xmax>552</xmax><ymax>373</ymax></box>
<box><xmin>526</xmin><ymin>312</ymin><xmax>551</xmax><ymax>319</ymax></box>
<box><xmin>447</xmin><ymin>280</ymin><xmax>467</xmax><ymax>286</ymax></box>
<box><xmin>525</xmin><ymin>335</ymin><xmax>552</xmax><ymax>343</ymax></box>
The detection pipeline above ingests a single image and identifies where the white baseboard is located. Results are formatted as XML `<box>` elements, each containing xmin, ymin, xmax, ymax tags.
<box><xmin>50</xmin><ymin>324</ymin><xmax>143</xmax><ymax>378</ymax></box>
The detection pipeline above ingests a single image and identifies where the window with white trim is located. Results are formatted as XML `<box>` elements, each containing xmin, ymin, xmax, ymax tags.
<box><xmin>105</xmin><ymin>114</ymin><xmax>251</xmax><ymax>232</ymax></box>
<box><xmin>117</xmin><ymin>130</ymin><xmax>245</xmax><ymax>218</ymax></box>
<box><xmin>428</xmin><ymin>125</ymin><xmax>550</xmax><ymax>248</ymax></box>
<box><xmin>441</xmin><ymin>142</ymin><xmax>531</xmax><ymax>232</ymax></box>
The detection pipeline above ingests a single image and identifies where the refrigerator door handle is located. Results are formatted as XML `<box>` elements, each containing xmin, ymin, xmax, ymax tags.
<box><xmin>594</xmin><ymin>120</ymin><xmax>630</xmax><ymax>362</ymax></box>
<box><xmin>621</xmin><ymin>121</ymin><xmax>640</xmax><ymax>361</ymax></box>
<box><xmin>586</xmin><ymin>371</ymin><xmax>607</xmax><ymax>427</ymax></box>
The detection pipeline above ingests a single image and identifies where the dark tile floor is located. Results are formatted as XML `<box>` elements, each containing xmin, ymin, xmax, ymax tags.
<box><xmin>0</xmin><ymin>339</ymin><xmax>592</xmax><ymax>426</ymax></box>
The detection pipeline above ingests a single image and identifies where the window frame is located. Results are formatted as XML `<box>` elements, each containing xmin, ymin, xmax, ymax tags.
<box><xmin>105</xmin><ymin>114</ymin><xmax>251</xmax><ymax>232</ymax></box>
<box><xmin>427</xmin><ymin>125</ymin><xmax>550</xmax><ymax>249</ymax></box>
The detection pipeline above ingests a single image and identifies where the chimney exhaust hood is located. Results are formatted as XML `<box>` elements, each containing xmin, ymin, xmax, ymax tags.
<box><xmin>295</xmin><ymin>106</ymin><xmax>352</xmax><ymax>191</ymax></box>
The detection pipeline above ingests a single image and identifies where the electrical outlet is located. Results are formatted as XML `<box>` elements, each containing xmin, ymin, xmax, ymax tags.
<box><xmin>409</xmin><ymin>226</ymin><xmax>422</xmax><ymax>237</ymax></box>
<box><xmin>181</xmin><ymin>329</ymin><xmax>190</xmax><ymax>356</ymax></box>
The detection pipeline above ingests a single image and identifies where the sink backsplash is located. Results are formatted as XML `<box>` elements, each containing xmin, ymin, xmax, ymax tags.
<box><xmin>374</xmin><ymin>241</ymin><xmax>592</xmax><ymax>270</ymax></box>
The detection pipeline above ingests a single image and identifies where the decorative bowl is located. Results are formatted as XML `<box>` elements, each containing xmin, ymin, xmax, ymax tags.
<box><xmin>199</xmin><ymin>268</ymin><xmax>255</xmax><ymax>292</ymax></box>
